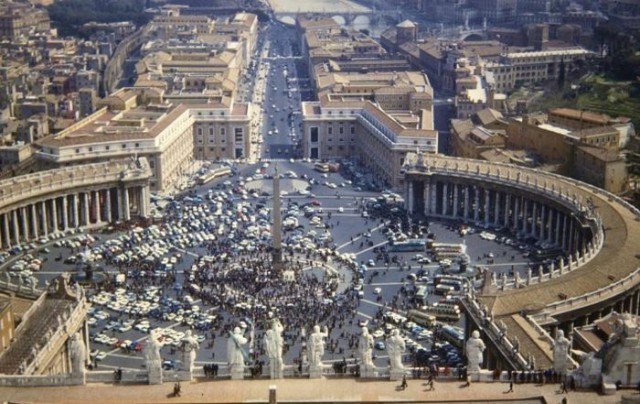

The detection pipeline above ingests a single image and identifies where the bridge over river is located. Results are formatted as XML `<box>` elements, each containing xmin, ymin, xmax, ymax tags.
<box><xmin>267</xmin><ymin>0</ymin><xmax>376</xmax><ymax>26</ymax></box>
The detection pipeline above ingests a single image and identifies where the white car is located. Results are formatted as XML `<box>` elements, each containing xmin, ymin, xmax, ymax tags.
<box><xmin>338</xmin><ymin>207</ymin><xmax>344</xmax><ymax>213</ymax></box>
<box><xmin>373</xmin><ymin>287</ymin><xmax>382</xmax><ymax>295</ymax></box>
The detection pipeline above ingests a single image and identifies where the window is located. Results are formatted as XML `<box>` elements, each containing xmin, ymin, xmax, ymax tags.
<box><xmin>88</xmin><ymin>147</ymin><xmax>93</xmax><ymax>152</ymax></box>
<box><xmin>122</xmin><ymin>144</ymin><xmax>127</xmax><ymax>148</ymax></box>
<box><xmin>350</xmin><ymin>125</ymin><xmax>355</xmax><ymax>134</ymax></box>
<box><xmin>75</xmin><ymin>149</ymin><xmax>80</xmax><ymax>153</ymax></box>
<box><xmin>209</xmin><ymin>127</ymin><xmax>214</xmax><ymax>136</ymax></box>
<box><xmin>105</xmin><ymin>146</ymin><xmax>110</xmax><ymax>150</ymax></box>
<box><xmin>310</xmin><ymin>127</ymin><xmax>319</xmax><ymax>143</ymax></box>
<box><xmin>339</xmin><ymin>126</ymin><xmax>344</xmax><ymax>135</ymax></box>
<box><xmin>234</xmin><ymin>128</ymin><xmax>243</xmax><ymax>142</ymax></box>
<box><xmin>328</xmin><ymin>126</ymin><xmax>333</xmax><ymax>135</ymax></box>
<box><xmin>220</xmin><ymin>127</ymin><xmax>226</xmax><ymax>136</ymax></box>
<box><xmin>197</xmin><ymin>128</ymin><xmax>203</xmax><ymax>136</ymax></box>
<box><xmin>135</xmin><ymin>143</ymin><xmax>139</xmax><ymax>147</ymax></box>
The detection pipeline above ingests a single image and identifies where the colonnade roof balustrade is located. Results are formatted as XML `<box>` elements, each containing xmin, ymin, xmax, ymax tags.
<box><xmin>404</xmin><ymin>153</ymin><xmax>640</xmax><ymax>319</ymax></box>
<box><xmin>0</xmin><ymin>159</ymin><xmax>153</xmax><ymax>213</ymax></box>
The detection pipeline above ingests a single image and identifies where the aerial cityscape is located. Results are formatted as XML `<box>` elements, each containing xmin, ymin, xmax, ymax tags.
<box><xmin>0</xmin><ymin>0</ymin><xmax>638</xmax><ymax>402</ymax></box>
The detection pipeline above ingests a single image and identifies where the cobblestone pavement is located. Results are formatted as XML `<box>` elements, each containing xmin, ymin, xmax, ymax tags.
<box><xmin>0</xmin><ymin>378</ymin><xmax>633</xmax><ymax>403</ymax></box>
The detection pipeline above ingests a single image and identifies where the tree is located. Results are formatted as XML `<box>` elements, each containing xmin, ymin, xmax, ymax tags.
<box><xmin>557</xmin><ymin>58</ymin><xmax>566</xmax><ymax>89</ymax></box>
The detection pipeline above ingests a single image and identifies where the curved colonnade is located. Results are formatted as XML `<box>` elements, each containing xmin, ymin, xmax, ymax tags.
<box><xmin>0</xmin><ymin>159</ymin><xmax>153</xmax><ymax>249</ymax></box>
<box><xmin>403</xmin><ymin>153</ymin><xmax>640</xmax><ymax>330</ymax></box>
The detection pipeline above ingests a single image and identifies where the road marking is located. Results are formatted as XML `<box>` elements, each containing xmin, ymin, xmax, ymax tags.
<box><xmin>354</xmin><ymin>240</ymin><xmax>388</xmax><ymax>257</ymax></box>
<box><xmin>336</xmin><ymin>222</ymin><xmax>387</xmax><ymax>251</ymax></box>
<box><xmin>360</xmin><ymin>298</ymin><xmax>385</xmax><ymax>308</ymax></box>
<box><xmin>368</xmin><ymin>282</ymin><xmax>405</xmax><ymax>286</ymax></box>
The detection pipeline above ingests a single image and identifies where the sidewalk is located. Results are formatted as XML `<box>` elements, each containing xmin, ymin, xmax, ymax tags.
<box><xmin>0</xmin><ymin>377</ymin><xmax>632</xmax><ymax>404</ymax></box>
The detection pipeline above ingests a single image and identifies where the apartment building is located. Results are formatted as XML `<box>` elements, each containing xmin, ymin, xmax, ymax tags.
<box><xmin>484</xmin><ymin>47</ymin><xmax>592</xmax><ymax>91</ymax></box>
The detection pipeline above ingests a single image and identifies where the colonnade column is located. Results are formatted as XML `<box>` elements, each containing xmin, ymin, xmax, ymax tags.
<box><xmin>484</xmin><ymin>190</ymin><xmax>491</xmax><ymax>226</ymax></box>
<box><xmin>106</xmin><ymin>189</ymin><xmax>112</xmax><ymax>223</ymax></box>
<box><xmin>441</xmin><ymin>183</ymin><xmax>448</xmax><ymax>216</ymax></box>
<box><xmin>73</xmin><ymin>194</ymin><xmax>79</xmax><ymax>228</ymax></box>
<box><xmin>463</xmin><ymin>186</ymin><xmax>470</xmax><ymax>221</ymax></box>
<box><xmin>503</xmin><ymin>194</ymin><xmax>510</xmax><ymax>228</ymax></box>
<box><xmin>453</xmin><ymin>184</ymin><xmax>459</xmax><ymax>218</ymax></box>
<box><xmin>539</xmin><ymin>205</ymin><xmax>546</xmax><ymax>241</ymax></box>
<box><xmin>423</xmin><ymin>181</ymin><xmax>429</xmax><ymax>216</ymax></box>
<box><xmin>62</xmin><ymin>196</ymin><xmax>68</xmax><ymax>230</ymax></box>
<box><xmin>494</xmin><ymin>192</ymin><xmax>500</xmax><ymax>226</ymax></box>
<box><xmin>140</xmin><ymin>186</ymin><xmax>150</xmax><ymax>218</ymax></box>
<box><xmin>555</xmin><ymin>210</ymin><xmax>561</xmax><ymax>246</ymax></box>
<box><xmin>52</xmin><ymin>198</ymin><xmax>59</xmax><ymax>233</ymax></box>
<box><xmin>123</xmin><ymin>187</ymin><xmax>131</xmax><ymax>221</ymax></box>
<box><xmin>83</xmin><ymin>193</ymin><xmax>90</xmax><ymax>226</ymax></box>
<box><xmin>31</xmin><ymin>204</ymin><xmax>38</xmax><ymax>240</ymax></box>
<box><xmin>562</xmin><ymin>216</ymin><xmax>569</xmax><ymax>250</ymax></box>
<box><xmin>12</xmin><ymin>210</ymin><xmax>19</xmax><ymax>244</ymax></box>
<box><xmin>513</xmin><ymin>197</ymin><xmax>520</xmax><ymax>231</ymax></box>
<box><xmin>95</xmin><ymin>191</ymin><xmax>101</xmax><ymax>224</ymax></box>
<box><xmin>20</xmin><ymin>207</ymin><xmax>28</xmax><ymax>241</ymax></box>
<box><xmin>2</xmin><ymin>214</ymin><xmax>9</xmax><ymax>248</ymax></box>
<box><xmin>41</xmin><ymin>201</ymin><xmax>48</xmax><ymax>236</ymax></box>
<box><xmin>473</xmin><ymin>186</ymin><xmax>480</xmax><ymax>223</ymax></box>
<box><xmin>523</xmin><ymin>200</ymin><xmax>530</xmax><ymax>235</ymax></box>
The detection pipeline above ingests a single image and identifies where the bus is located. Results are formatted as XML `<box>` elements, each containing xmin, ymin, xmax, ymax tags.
<box><xmin>407</xmin><ymin>309</ymin><xmax>436</xmax><ymax>328</ymax></box>
<box><xmin>314</xmin><ymin>162</ymin><xmax>330</xmax><ymax>173</ymax></box>
<box><xmin>437</xmin><ymin>325</ymin><xmax>465</xmax><ymax>348</ymax></box>
<box><xmin>196</xmin><ymin>167</ymin><xmax>232</xmax><ymax>185</ymax></box>
<box><xmin>414</xmin><ymin>285</ymin><xmax>429</xmax><ymax>305</ymax></box>
<box><xmin>390</xmin><ymin>239</ymin><xmax>427</xmax><ymax>253</ymax></box>
<box><xmin>419</xmin><ymin>304</ymin><xmax>461</xmax><ymax>321</ymax></box>
<box><xmin>434</xmin><ymin>284</ymin><xmax>454</xmax><ymax>296</ymax></box>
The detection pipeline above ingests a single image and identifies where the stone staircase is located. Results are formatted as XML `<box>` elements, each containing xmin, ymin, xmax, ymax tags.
<box><xmin>0</xmin><ymin>298</ymin><xmax>73</xmax><ymax>374</ymax></box>
<box><xmin>500</xmin><ymin>315</ymin><xmax>553</xmax><ymax>370</ymax></box>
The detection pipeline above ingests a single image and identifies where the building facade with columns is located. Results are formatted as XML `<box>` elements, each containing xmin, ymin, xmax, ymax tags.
<box><xmin>403</xmin><ymin>152</ymin><xmax>640</xmax><ymax>372</ymax></box>
<box><xmin>0</xmin><ymin>158</ymin><xmax>152</xmax><ymax>249</ymax></box>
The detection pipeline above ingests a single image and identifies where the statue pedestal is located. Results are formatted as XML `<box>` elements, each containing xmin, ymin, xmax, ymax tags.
<box><xmin>389</xmin><ymin>369</ymin><xmax>405</xmax><ymax>381</ymax></box>
<box><xmin>148</xmin><ymin>367</ymin><xmax>163</xmax><ymax>385</ymax></box>
<box><xmin>230</xmin><ymin>365</ymin><xmax>245</xmax><ymax>380</ymax></box>
<box><xmin>309</xmin><ymin>365</ymin><xmax>323</xmax><ymax>379</ymax></box>
<box><xmin>70</xmin><ymin>371</ymin><xmax>86</xmax><ymax>385</ymax></box>
<box><xmin>360</xmin><ymin>366</ymin><xmax>378</xmax><ymax>378</ymax></box>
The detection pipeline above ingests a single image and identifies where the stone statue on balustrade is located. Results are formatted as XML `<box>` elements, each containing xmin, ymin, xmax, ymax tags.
<box><xmin>264</xmin><ymin>318</ymin><xmax>284</xmax><ymax>379</ymax></box>
<box><xmin>69</xmin><ymin>332</ymin><xmax>86</xmax><ymax>383</ymax></box>
<box><xmin>228</xmin><ymin>326</ymin><xmax>248</xmax><ymax>379</ymax></box>
<box><xmin>145</xmin><ymin>329</ymin><xmax>163</xmax><ymax>384</ymax></box>
<box><xmin>387</xmin><ymin>328</ymin><xmax>406</xmax><ymax>380</ymax></box>
<box><xmin>465</xmin><ymin>330</ymin><xmax>486</xmax><ymax>372</ymax></box>
<box><xmin>359</xmin><ymin>326</ymin><xmax>377</xmax><ymax>377</ymax></box>
<box><xmin>181</xmin><ymin>329</ymin><xmax>199</xmax><ymax>379</ymax></box>
<box><xmin>308</xmin><ymin>325</ymin><xmax>328</xmax><ymax>378</ymax></box>
<box><xmin>553</xmin><ymin>330</ymin><xmax>571</xmax><ymax>375</ymax></box>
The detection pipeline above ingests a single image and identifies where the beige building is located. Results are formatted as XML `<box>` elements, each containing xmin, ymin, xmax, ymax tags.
<box><xmin>314</xmin><ymin>68</ymin><xmax>434</xmax><ymax>115</ymax></box>
<box><xmin>35</xmin><ymin>100</ymin><xmax>194</xmax><ymax>192</ymax></box>
<box><xmin>484</xmin><ymin>47</ymin><xmax>592</xmax><ymax>92</ymax></box>
<box><xmin>302</xmin><ymin>96</ymin><xmax>437</xmax><ymax>189</ymax></box>
<box><xmin>35</xmin><ymin>88</ymin><xmax>252</xmax><ymax>190</ymax></box>
<box><xmin>191</xmin><ymin>103</ymin><xmax>253</xmax><ymax>161</ymax></box>
<box><xmin>574</xmin><ymin>145</ymin><xmax>627</xmax><ymax>194</ymax></box>
<box><xmin>299</xmin><ymin>17</ymin><xmax>387</xmax><ymax>85</ymax></box>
